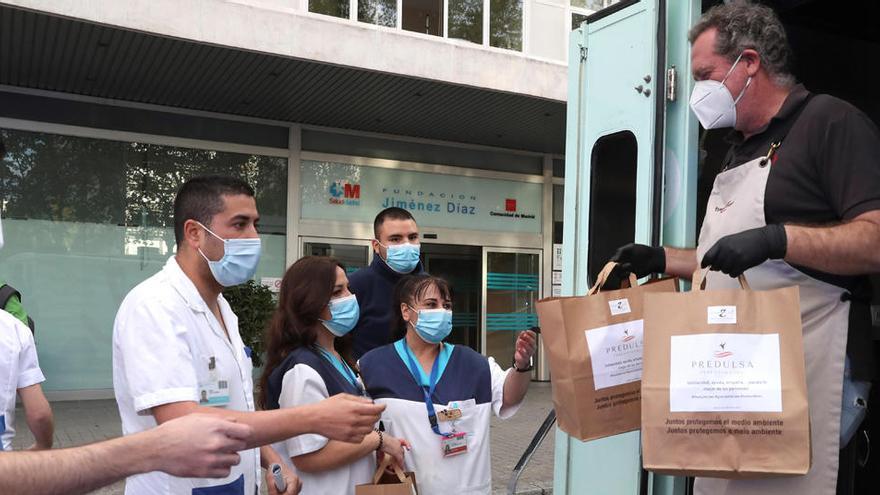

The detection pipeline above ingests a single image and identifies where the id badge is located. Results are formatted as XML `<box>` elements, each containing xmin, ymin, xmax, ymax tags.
<box><xmin>199</xmin><ymin>356</ymin><xmax>231</xmax><ymax>407</ymax></box>
<box><xmin>437</xmin><ymin>407</ymin><xmax>463</xmax><ymax>422</ymax></box>
<box><xmin>441</xmin><ymin>431</ymin><xmax>468</xmax><ymax>457</ymax></box>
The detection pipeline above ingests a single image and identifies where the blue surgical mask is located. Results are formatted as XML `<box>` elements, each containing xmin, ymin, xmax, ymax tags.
<box><xmin>321</xmin><ymin>294</ymin><xmax>360</xmax><ymax>337</ymax></box>
<box><xmin>197</xmin><ymin>223</ymin><xmax>262</xmax><ymax>287</ymax></box>
<box><xmin>379</xmin><ymin>242</ymin><xmax>421</xmax><ymax>274</ymax></box>
<box><xmin>409</xmin><ymin>306</ymin><xmax>453</xmax><ymax>344</ymax></box>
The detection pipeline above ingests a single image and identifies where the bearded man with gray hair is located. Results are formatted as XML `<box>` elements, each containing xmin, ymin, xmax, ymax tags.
<box><xmin>611</xmin><ymin>2</ymin><xmax>880</xmax><ymax>494</ymax></box>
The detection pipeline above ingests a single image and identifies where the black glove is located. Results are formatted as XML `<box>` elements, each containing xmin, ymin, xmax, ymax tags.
<box><xmin>701</xmin><ymin>224</ymin><xmax>787</xmax><ymax>277</ymax></box>
<box><xmin>611</xmin><ymin>243</ymin><xmax>666</xmax><ymax>278</ymax></box>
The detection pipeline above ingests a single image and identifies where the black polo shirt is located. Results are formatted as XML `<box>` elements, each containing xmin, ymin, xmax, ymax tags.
<box><xmin>722</xmin><ymin>84</ymin><xmax>880</xmax><ymax>379</ymax></box>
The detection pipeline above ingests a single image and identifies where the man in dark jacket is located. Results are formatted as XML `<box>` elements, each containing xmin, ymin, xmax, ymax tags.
<box><xmin>349</xmin><ymin>208</ymin><xmax>424</xmax><ymax>358</ymax></box>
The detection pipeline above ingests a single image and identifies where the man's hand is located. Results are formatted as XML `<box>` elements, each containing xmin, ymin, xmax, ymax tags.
<box><xmin>701</xmin><ymin>224</ymin><xmax>787</xmax><ymax>277</ymax></box>
<box><xmin>304</xmin><ymin>394</ymin><xmax>385</xmax><ymax>443</ymax></box>
<box><xmin>147</xmin><ymin>414</ymin><xmax>252</xmax><ymax>478</ymax></box>
<box><xmin>266</xmin><ymin>462</ymin><xmax>302</xmax><ymax>495</ymax></box>
<box><xmin>611</xmin><ymin>244</ymin><xmax>666</xmax><ymax>278</ymax></box>
<box><xmin>514</xmin><ymin>330</ymin><xmax>538</xmax><ymax>370</ymax></box>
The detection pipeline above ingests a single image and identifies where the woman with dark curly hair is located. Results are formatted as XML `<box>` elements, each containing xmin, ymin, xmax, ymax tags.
<box><xmin>260</xmin><ymin>256</ymin><xmax>409</xmax><ymax>495</ymax></box>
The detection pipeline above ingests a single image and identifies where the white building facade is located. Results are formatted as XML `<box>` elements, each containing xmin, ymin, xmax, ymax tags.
<box><xmin>0</xmin><ymin>0</ymin><xmax>619</xmax><ymax>396</ymax></box>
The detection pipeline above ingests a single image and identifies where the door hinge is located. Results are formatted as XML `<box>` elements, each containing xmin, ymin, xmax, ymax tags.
<box><xmin>666</xmin><ymin>65</ymin><xmax>677</xmax><ymax>102</ymax></box>
<box><xmin>579</xmin><ymin>45</ymin><xmax>588</xmax><ymax>62</ymax></box>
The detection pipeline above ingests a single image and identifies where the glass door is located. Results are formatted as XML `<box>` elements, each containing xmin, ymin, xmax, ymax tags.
<box><xmin>301</xmin><ymin>237</ymin><xmax>372</xmax><ymax>274</ymax></box>
<box><xmin>421</xmin><ymin>243</ymin><xmax>482</xmax><ymax>351</ymax></box>
<box><xmin>482</xmin><ymin>248</ymin><xmax>541</xmax><ymax>369</ymax></box>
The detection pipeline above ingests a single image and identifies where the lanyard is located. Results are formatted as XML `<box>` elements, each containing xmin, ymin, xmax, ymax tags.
<box><xmin>401</xmin><ymin>342</ymin><xmax>448</xmax><ymax>437</ymax></box>
<box><xmin>316</xmin><ymin>347</ymin><xmax>364</xmax><ymax>396</ymax></box>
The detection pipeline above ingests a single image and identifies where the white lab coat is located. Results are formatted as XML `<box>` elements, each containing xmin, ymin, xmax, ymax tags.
<box><xmin>271</xmin><ymin>363</ymin><xmax>375</xmax><ymax>495</ymax></box>
<box><xmin>113</xmin><ymin>256</ymin><xmax>259</xmax><ymax>495</ymax></box>
<box><xmin>360</xmin><ymin>344</ymin><xmax>522</xmax><ymax>495</ymax></box>
<box><xmin>0</xmin><ymin>311</ymin><xmax>45</xmax><ymax>451</ymax></box>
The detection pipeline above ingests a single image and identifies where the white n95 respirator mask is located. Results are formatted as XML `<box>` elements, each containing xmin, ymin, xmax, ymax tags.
<box><xmin>689</xmin><ymin>52</ymin><xmax>752</xmax><ymax>130</ymax></box>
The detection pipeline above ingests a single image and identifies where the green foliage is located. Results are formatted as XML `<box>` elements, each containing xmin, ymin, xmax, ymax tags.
<box><xmin>448</xmin><ymin>0</ymin><xmax>483</xmax><ymax>44</ymax></box>
<box><xmin>358</xmin><ymin>0</ymin><xmax>396</xmax><ymax>27</ymax></box>
<box><xmin>223</xmin><ymin>280</ymin><xmax>277</xmax><ymax>368</ymax></box>
<box><xmin>0</xmin><ymin>129</ymin><xmax>287</xmax><ymax>234</ymax></box>
<box><xmin>489</xmin><ymin>0</ymin><xmax>522</xmax><ymax>51</ymax></box>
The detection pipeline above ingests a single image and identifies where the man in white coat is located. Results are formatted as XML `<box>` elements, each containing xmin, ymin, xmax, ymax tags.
<box><xmin>113</xmin><ymin>175</ymin><xmax>384</xmax><ymax>495</ymax></box>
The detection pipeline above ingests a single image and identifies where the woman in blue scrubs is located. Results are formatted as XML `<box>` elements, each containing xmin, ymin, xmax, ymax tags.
<box><xmin>359</xmin><ymin>274</ymin><xmax>537</xmax><ymax>495</ymax></box>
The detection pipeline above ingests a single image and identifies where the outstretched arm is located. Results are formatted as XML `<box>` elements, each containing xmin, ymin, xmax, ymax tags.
<box><xmin>0</xmin><ymin>414</ymin><xmax>251</xmax><ymax>495</ymax></box>
<box><xmin>152</xmin><ymin>393</ymin><xmax>384</xmax><ymax>449</ymax></box>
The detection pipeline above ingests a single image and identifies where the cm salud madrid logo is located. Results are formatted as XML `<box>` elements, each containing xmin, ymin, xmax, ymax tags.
<box><xmin>329</xmin><ymin>181</ymin><xmax>361</xmax><ymax>206</ymax></box>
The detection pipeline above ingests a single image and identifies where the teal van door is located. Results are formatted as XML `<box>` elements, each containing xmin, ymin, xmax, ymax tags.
<box><xmin>558</xmin><ymin>1</ymin><xmax>660</xmax><ymax>494</ymax></box>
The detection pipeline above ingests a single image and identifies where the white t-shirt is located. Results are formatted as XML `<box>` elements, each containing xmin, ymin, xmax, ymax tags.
<box><xmin>269</xmin><ymin>356</ymin><xmax>375</xmax><ymax>495</ymax></box>
<box><xmin>0</xmin><ymin>311</ymin><xmax>45</xmax><ymax>450</ymax></box>
<box><xmin>112</xmin><ymin>256</ymin><xmax>259</xmax><ymax>495</ymax></box>
<box><xmin>359</xmin><ymin>342</ymin><xmax>522</xmax><ymax>495</ymax></box>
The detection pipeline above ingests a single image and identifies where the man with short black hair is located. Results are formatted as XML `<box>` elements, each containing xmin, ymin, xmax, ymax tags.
<box><xmin>113</xmin><ymin>175</ymin><xmax>384</xmax><ymax>495</ymax></box>
<box><xmin>349</xmin><ymin>207</ymin><xmax>425</xmax><ymax>358</ymax></box>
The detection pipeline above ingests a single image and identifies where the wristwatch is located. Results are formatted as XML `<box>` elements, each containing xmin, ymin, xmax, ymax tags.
<box><xmin>512</xmin><ymin>356</ymin><xmax>534</xmax><ymax>373</ymax></box>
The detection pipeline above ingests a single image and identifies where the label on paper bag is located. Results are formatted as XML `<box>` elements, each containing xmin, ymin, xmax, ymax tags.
<box><xmin>608</xmin><ymin>298</ymin><xmax>632</xmax><ymax>316</ymax></box>
<box><xmin>707</xmin><ymin>305</ymin><xmax>737</xmax><ymax>324</ymax></box>
<box><xmin>584</xmin><ymin>320</ymin><xmax>644</xmax><ymax>390</ymax></box>
<box><xmin>669</xmin><ymin>333</ymin><xmax>782</xmax><ymax>412</ymax></box>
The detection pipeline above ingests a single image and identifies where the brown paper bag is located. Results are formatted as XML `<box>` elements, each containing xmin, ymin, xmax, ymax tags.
<box><xmin>355</xmin><ymin>456</ymin><xmax>419</xmax><ymax>495</ymax></box>
<box><xmin>641</xmin><ymin>271</ymin><xmax>810</xmax><ymax>478</ymax></box>
<box><xmin>536</xmin><ymin>261</ymin><xmax>678</xmax><ymax>441</ymax></box>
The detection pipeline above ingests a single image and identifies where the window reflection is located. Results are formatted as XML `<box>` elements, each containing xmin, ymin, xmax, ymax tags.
<box><xmin>490</xmin><ymin>0</ymin><xmax>522</xmax><ymax>50</ymax></box>
<box><xmin>448</xmin><ymin>0</ymin><xmax>483</xmax><ymax>44</ymax></box>
<box><xmin>360</xmin><ymin>0</ymin><xmax>397</xmax><ymax>27</ymax></box>
<box><xmin>310</xmin><ymin>0</ymin><xmax>350</xmax><ymax>19</ymax></box>
<box><xmin>0</xmin><ymin>128</ymin><xmax>287</xmax><ymax>391</ymax></box>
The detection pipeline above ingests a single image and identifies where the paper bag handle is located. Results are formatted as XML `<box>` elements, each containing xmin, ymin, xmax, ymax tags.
<box><xmin>692</xmin><ymin>269</ymin><xmax>751</xmax><ymax>291</ymax></box>
<box><xmin>372</xmin><ymin>454</ymin><xmax>408</xmax><ymax>485</ymax></box>
<box><xmin>588</xmin><ymin>261</ymin><xmax>638</xmax><ymax>295</ymax></box>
